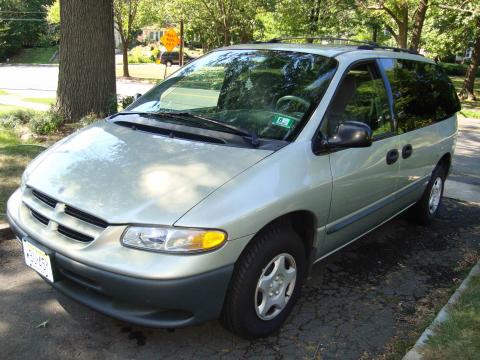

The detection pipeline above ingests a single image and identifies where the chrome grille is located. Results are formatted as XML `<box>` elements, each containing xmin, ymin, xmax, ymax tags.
<box><xmin>23</xmin><ymin>187</ymin><xmax>108</xmax><ymax>242</ymax></box>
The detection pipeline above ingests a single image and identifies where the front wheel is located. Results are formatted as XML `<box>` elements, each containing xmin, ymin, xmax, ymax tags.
<box><xmin>220</xmin><ymin>225</ymin><xmax>306</xmax><ymax>339</ymax></box>
<box><xmin>408</xmin><ymin>165</ymin><xmax>446</xmax><ymax>225</ymax></box>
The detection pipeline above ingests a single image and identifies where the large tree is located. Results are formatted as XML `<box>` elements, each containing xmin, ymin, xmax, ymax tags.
<box><xmin>113</xmin><ymin>0</ymin><xmax>140</xmax><ymax>78</ymax></box>
<box><xmin>357</xmin><ymin>0</ymin><xmax>430</xmax><ymax>50</ymax></box>
<box><xmin>56</xmin><ymin>0</ymin><xmax>117</xmax><ymax>121</ymax></box>
<box><xmin>439</xmin><ymin>1</ymin><xmax>480</xmax><ymax>100</ymax></box>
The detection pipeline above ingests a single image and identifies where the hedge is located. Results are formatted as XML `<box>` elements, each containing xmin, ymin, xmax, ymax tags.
<box><xmin>440</xmin><ymin>63</ymin><xmax>480</xmax><ymax>77</ymax></box>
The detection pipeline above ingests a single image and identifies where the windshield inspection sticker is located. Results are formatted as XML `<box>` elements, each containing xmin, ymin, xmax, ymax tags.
<box><xmin>272</xmin><ymin>114</ymin><xmax>295</xmax><ymax>129</ymax></box>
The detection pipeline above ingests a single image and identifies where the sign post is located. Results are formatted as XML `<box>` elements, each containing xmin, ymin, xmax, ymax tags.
<box><xmin>179</xmin><ymin>20</ymin><xmax>184</xmax><ymax>67</ymax></box>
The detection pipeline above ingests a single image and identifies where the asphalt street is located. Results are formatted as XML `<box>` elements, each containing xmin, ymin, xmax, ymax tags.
<box><xmin>0</xmin><ymin>64</ymin><xmax>154</xmax><ymax>98</ymax></box>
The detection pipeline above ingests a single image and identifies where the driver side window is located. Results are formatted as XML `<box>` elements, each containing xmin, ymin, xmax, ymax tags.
<box><xmin>324</xmin><ymin>62</ymin><xmax>392</xmax><ymax>138</ymax></box>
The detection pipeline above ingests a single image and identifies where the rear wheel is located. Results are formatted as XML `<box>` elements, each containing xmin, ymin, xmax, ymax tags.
<box><xmin>221</xmin><ymin>225</ymin><xmax>306</xmax><ymax>339</ymax></box>
<box><xmin>408</xmin><ymin>165</ymin><xmax>446</xmax><ymax>225</ymax></box>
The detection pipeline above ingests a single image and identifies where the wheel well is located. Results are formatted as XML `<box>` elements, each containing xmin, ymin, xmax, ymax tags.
<box><xmin>438</xmin><ymin>153</ymin><xmax>452</xmax><ymax>175</ymax></box>
<box><xmin>255</xmin><ymin>211</ymin><xmax>317</xmax><ymax>259</ymax></box>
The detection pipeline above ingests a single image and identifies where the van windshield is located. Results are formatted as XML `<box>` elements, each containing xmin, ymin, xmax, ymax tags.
<box><xmin>127</xmin><ymin>49</ymin><xmax>337</xmax><ymax>141</ymax></box>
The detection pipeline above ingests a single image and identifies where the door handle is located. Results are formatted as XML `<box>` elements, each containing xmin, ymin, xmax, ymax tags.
<box><xmin>386</xmin><ymin>149</ymin><xmax>399</xmax><ymax>165</ymax></box>
<box><xmin>402</xmin><ymin>144</ymin><xmax>413</xmax><ymax>159</ymax></box>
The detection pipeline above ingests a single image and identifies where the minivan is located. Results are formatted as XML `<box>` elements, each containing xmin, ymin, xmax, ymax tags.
<box><xmin>7</xmin><ymin>39</ymin><xmax>460</xmax><ymax>339</ymax></box>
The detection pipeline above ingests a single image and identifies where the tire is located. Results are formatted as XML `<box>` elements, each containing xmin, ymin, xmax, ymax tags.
<box><xmin>408</xmin><ymin>165</ymin><xmax>446</xmax><ymax>225</ymax></box>
<box><xmin>220</xmin><ymin>225</ymin><xmax>306</xmax><ymax>339</ymax></box>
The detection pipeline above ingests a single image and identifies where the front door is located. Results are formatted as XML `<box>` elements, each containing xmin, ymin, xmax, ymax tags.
<box><xmin>320</xmin><ymin>61</ymin><xmax>399</xmax><ymax>256</ymax></box>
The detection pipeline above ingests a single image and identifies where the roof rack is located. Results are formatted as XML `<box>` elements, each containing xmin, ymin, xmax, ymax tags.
<box><xmin>263</xmin><ymin>36</ymin><xmax>421</xmax><ymax>55</ymax></box>
<box><xmin>267</xmin><ymin>36</ymin><xmax>377</xmax><ymax>46</ymax></box>
<box><xmin>356</xmin><ymin>44</ymin><xmax>421</xmax><ymax>55</ymax></box>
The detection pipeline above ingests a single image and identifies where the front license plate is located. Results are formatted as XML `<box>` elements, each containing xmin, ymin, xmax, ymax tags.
<box><xmin>22</xmin><ymin>239</ymin><xmax>54</xmax><ymax>282</ymax></box>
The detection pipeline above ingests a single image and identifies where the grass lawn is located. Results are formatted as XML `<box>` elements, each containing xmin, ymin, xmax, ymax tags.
<box><xmin>9</xmin><ymin>47</ymin><xmax>58</xmax><ymax>64</ymax></box>
<box><xmin>22</xmin><ymin>97</ymin><xmax>56</xmax><ymax>105</ymax></box>
<box><xmin>450</xmin><ymin>76</ymin><xmax>480</xmax><ymax>115</ymax></box>
<box><xmin>422</xmin><ymin>274</ymin><xmax>480</xmax><ymax>359</ymax></box>
<box><xmin>116</xmin><ymin>64</ymin><xmax>176</xmax><ymax>81</ymax></box>
<box><xmin>0</xmin><ymin>104</ymin><xmax>24</xmax><ymax>114</ymax></box>
<box><xmin>0</xmin><ymin>129</ymin><xmax>44</xmax><ymax>220</ymax></box>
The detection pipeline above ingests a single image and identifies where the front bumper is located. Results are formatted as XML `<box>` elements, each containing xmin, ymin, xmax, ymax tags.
<box><xmin>7</xmin><ymin>208</ymin><xmax>234</xmax><ymax>328</ymax></box>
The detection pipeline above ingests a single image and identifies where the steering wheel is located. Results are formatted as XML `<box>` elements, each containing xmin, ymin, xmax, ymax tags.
<box><xmin>275</xmin><ymin>95</ymin><xmax>311</xmax><ymax>112</ymax></box>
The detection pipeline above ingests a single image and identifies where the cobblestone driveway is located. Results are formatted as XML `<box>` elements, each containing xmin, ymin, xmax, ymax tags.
<box><xmin>1</xmin><ymin>199</ymin><xmax>479</xmax><ymax>359</ymax></box>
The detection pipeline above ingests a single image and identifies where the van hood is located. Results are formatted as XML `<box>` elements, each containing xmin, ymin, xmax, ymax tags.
<box><xmin>26</xmin><ymin>121</ymin><xmax>272</xmax><ymax>225</ymax></box>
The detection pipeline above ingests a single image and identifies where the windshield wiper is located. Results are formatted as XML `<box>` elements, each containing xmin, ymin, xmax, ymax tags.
<box><xmin>122</xmin><ymin>111</ymin><xmax>260</xmax><ymax>147</ymax></box>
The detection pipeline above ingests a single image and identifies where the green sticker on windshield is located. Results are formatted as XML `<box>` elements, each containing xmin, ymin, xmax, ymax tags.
<box><xmin>272</xmin><ymin>114</ymin><xmax>295</xmax><ymax>129</ymax></box>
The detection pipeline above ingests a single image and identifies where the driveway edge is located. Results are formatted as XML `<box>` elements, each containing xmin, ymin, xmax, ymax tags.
<box><xmin>0</xmin><ymin>222</ymin><xmax>13</xmax><ymax>241</ymax></box>
<box><xmin>402</xmin><ymin>260</ymin><xmax>480</xmax><ymax>360</ymax></box>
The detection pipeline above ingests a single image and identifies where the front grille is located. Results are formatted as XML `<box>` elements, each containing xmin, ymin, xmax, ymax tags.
<box><xmin>32</xmin><ymin>189</ymin><xmax>57</xmax><ymax>208</ymax></box>
<box><xmin>24</xmin><ymin>187</ymin><xmax>108</xmax><ymax>243</ymax></box>
<box><xmin>58</xmin><ymin>225</ymin><xmax>94</xmax><ymax>242</ymax></box>
<box><xmin>30</xmin><ymin>208</ymin><xmax>49</xmax><ymax>225</ymax></box>
<box><xmin>65</xmin><ymin>206</ymin><xmax>108</xmax><ymax>228</ymax></box>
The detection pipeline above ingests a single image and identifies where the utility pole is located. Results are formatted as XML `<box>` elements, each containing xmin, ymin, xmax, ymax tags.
<box><xmin>179</xmin><ymin>19</ymin><xmax>184</xmax><ymax>66</ymax></box>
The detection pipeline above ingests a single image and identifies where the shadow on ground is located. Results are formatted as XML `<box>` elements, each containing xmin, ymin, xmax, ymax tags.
<box><xmin>1</xmin><ymin>199</ymin><xmax>479</xmax><ymax>359</ymax></box>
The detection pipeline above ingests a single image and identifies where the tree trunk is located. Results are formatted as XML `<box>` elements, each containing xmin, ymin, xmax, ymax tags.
<box><xmin>409</xmin><ymin>0</ymin><xmax>428</xmax><ymax>51</ymax></box>
<box><xmin>398</xmin><ymin>23</ymin><xmax>408</xmax><ymax>48</ymax></box>
<box><xmin>460</xmin><ymin>23</ymin><xmax>480</xmax><ymax>100</ymax></box>
<box><xmin>57</xmin><ymin>0</ymin><xmax>117</xmax><ymax>122</ymax></box>
<box><xmin>122</xmin><ymin>39</ymin><xmax>130</xmax><ymax>78</ymax></box>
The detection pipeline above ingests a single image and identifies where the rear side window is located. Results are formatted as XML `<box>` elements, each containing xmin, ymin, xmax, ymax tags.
<box><xmin>380</xmin><ymin>59</ymin><xmax>460</xmax><ymax>134</ymax></box>
<box><xmin>433</xmin><ymin>66</ymin><xmax>461</xmax><ymax>120</ymax></box>
<box><xmin>323</xmin><ymin>62</ymin><xmax>392</xmax><ymax>138</ymax></box>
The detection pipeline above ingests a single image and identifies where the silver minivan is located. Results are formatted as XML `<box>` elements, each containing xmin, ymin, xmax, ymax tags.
<box><xmin>7</xmin><ymin>40</ymin><xmax>460</xmax><ymax>339</ymax></box>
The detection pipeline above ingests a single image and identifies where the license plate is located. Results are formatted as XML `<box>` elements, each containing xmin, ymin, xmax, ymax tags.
<box><xmin>22</xmin><ymin>239</ymin><xmax>54</xmax><ymax>282</ymax></box>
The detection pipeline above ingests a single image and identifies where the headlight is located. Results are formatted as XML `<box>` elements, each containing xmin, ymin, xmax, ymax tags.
<box><xmin>121</xmin><ymin>226</ymin><xmax>227</xmax><ymax>253</ymax></box>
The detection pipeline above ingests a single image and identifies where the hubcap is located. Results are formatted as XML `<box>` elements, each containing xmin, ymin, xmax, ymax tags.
<box><xmin>428</xmin><ymin>177</ymin><xmax>443</xmax><ymax>214</ymax></box>
<box><xmin>255</xmin><ymin>253</ymin><xmax>297</xmax><ymax>320</ymax></box>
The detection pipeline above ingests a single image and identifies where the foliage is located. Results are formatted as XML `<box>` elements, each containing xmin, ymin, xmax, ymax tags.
<box><xmin>128</xmin><ymin>45</ymin><xmax>154</xmax><ymax>63</ymax></box>
<box><xmin>28</xmin><ymin>110</ymin><xmax>63</xmax><ymax>135</ymax></box>
<box><xmin>441</xmin><ymin>63</ymin><xmax>480</xmax><ymax>77</ymax></box>
<box><xmin>0</xmin><ymin>109</ymin><xmax>36</xmax><ymax>129</ymax></box>
<box><xmin>121</xmin><ymin>96</ymin><xmax>135</xmax><ymax>109</ymax></box>
<box><xmin>0</xmin><ymin>0</ymin><xmax>55</xmax><ymax>61</ymax></box>
<box><xmin>78</xmin><ymin>113</ymin><xmax>101</xmax><ymax>127</ymax></box>
<box><xmin>159</xmin><ymin>0</ymin><xmax>273</xmax><ymax>50</ymax></box>
<box><xmin>45</xmin><ymin>0</ymin><xmax>60</xmax><ymax>25</ymax></box>
<box><xmin>0</xmin><ymin>107</ymin><xmax>62</xmax><ymax>135</ymax></box>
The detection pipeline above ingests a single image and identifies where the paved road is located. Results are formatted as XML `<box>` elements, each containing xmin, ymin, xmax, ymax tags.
<box><xmin>0</xmin><ymin>64</ymin><xmax>154</xmax><ymax>98</ymax></box>
<box><xmin>444</xmin><ymin>117</ymin><xmax>480</xmax><ymax>203</ymax></box>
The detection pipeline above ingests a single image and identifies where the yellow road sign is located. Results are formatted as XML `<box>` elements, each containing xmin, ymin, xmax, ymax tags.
<box><xmin>161</xmin><ymin>28</ymin><xmax>180</xmax><ymax>52</ymax></box>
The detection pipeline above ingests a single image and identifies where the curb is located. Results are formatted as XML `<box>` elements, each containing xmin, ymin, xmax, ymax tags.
<box><xmin>0</xmin><ymin>222</ymin><xmax>13</xmax><ymax>241</ymax></box>
<box><xmin>403</xmin><ymin>260</ymin><xmax>480</xmax><ymax>360</ymax></box>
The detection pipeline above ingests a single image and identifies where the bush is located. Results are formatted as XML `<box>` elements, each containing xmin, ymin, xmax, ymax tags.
<box><xmin>441</xmin><ymin>63</ymin><xmax>480</xmax><ymax>77</ymax></box>
<box><xmin>28</xmin><ymin>111</ymin><xmax>63</xmax><ymax>135</ymax></box>
<box><xmin>78</xmin><ymin>113</ymin><xmax>100</xmax><ymax>127</ymax></box>
<box><xmin>121</xmin><ymin>96</ymin><xmax>135</xmax><ymax>109</ymax></box>
<box><xmin>128</xmin><ymin>46</ymin><xmax>154</xmax><ymax>64</ymax></box>
<box><xmin>0</xmin><ymin>109</ymin><xmax>36</xmax><ymax>129</ymax></box>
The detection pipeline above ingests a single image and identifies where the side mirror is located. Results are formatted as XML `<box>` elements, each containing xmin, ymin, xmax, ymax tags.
<box><xmin>312</xmin><ymin>121</ymin><xmax>372</xmax><ymax>154</ymax></box>
<box><xmin>133</xmin><ymin>93</ymin><xmax>142</xmax><ymax>101</ymax></box>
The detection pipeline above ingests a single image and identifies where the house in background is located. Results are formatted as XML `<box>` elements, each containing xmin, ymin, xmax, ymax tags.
<box><xmin>137</xmin><ymin>26</ymin><xmax>167</xmax><ymax>43</ymax></box>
